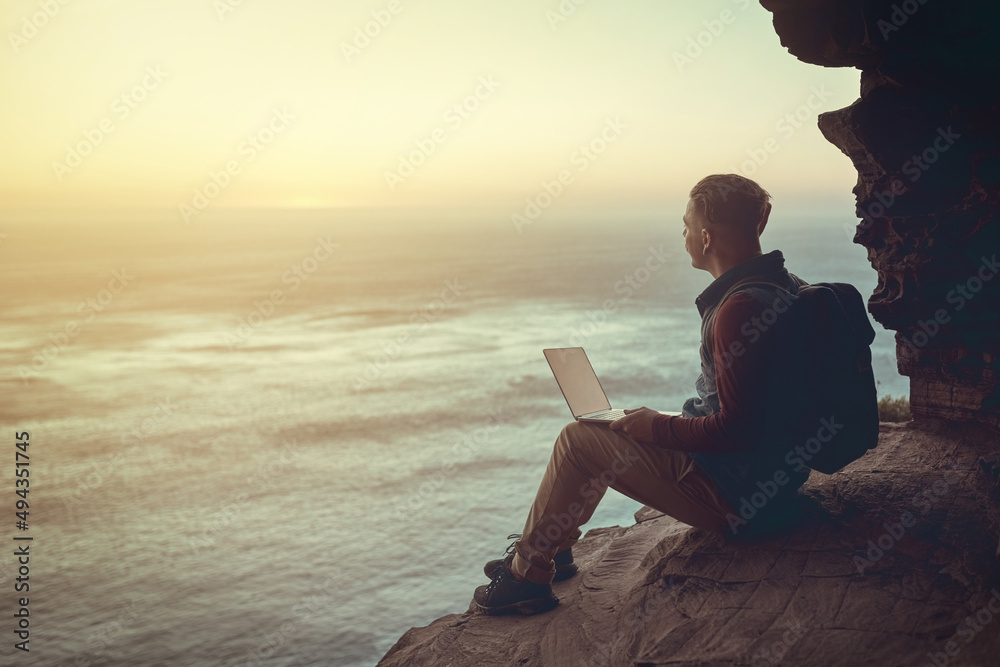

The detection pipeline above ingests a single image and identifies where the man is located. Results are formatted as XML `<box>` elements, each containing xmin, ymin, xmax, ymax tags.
<box><xmin>474</xmin><ymin>174</ymin><xmax>810</xmax><ymax>616</ymax></box>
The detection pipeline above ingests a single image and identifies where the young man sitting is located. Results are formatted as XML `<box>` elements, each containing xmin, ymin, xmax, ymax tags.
<box><xmin>474</xmin><ymin>174</ymin><xmax>810</xmax><ymax>616</ymax></box>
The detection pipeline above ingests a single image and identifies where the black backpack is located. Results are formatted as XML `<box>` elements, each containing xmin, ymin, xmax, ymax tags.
<box><xmin>711</xmin><ymin>278</ymin><xmax>880</xmax><ymax>474</ymax></box>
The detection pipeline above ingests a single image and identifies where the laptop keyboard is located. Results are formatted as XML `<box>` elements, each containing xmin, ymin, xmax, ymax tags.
<box><xmin>583</xmin><ymin>409</ymin><xmax>626</xmax><ymax>420</ymax></box>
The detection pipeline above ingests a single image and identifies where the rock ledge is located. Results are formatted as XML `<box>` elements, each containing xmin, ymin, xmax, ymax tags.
<box><xmin>378</xmin><ymin>423</ymin><xmax>1000</xmax><ymax>666</ymax></box>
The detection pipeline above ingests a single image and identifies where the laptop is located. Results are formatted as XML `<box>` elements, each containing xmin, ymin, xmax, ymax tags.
<box><xmin>543</xmin><ymin>347</ymin><xmax>680</xmax><ymax>423</ymax></box>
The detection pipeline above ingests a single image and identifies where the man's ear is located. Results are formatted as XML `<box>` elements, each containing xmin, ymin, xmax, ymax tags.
<box><xmin>700</xmin><ymin>227</ymin><xmax>712</xmax><ymax>254</ymax></box>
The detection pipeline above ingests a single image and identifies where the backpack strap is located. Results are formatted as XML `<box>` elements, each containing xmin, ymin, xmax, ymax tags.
<box><xmin>703</xmin><ymin>276</ymin><xmax>793</xmax><ymax>345</ymax></box>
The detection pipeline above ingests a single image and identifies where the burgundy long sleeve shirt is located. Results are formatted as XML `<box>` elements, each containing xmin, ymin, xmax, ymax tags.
<box><xmin>646</xmin><ymin>250</ymin><xmax>810</xmax><ymax>520</ymax></box>
<box><xmin>650</xmin><ymin>291</ymin><xmax>774</xmax><ymax>452</ymax></box>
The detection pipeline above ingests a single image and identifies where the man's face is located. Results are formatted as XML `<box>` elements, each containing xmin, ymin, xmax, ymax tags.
<box><xmin>682</xmin><ymin>198</ymin><xmax>708</xmax><ymax>270</ymax></box>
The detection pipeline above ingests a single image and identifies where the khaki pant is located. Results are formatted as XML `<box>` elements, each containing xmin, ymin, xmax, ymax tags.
<box><xmin>511</xmin><ymin>420</ymin><xmax>735</xmax><ymax>585</ymax></box>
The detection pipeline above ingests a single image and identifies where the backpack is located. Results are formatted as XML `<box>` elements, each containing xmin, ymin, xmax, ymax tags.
<box><xmin>708</xmin><ymin>278</ymin><xmax>880</xmax><ymax>474</ymax></box>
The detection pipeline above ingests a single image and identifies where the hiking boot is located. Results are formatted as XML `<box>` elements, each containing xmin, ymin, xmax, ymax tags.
<box><xmin>473</xmin><ymin>555</ymin><xmax>559</xmax><ymax>616</ymax></box>
<box><xmin>484</xmin><ymin>547</ymin><xmax>578</xmax><ymax>582</ymax></box>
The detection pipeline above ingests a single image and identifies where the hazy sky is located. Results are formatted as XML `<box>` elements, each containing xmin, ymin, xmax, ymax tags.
<box><xmin>2</xmin><ymin>0</ymin><xmax>861</xmax><ymax>213</ymax></box>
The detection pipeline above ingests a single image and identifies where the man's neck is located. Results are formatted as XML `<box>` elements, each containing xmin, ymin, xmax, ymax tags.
<box><xmin>706</xmin><ymin>248</ymin><xmax>763</xmax><ymax>280</ymax></box>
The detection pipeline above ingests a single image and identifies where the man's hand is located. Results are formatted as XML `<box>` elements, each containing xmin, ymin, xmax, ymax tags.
<box><xmin>608</xmin><ymin>407</ymin><xmax>660</xmax><ymax>444</ymax></box>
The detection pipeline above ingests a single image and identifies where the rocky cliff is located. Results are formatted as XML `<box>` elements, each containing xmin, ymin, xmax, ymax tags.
<box><xmin>378</xmin><ymin>422</ymin><xmax>1000</xmax><ymax>666</ymax></box>
<box><xmin>759</xmin><ymin>0</ymin><xmax>1000</xmax><ymax>429</ymax></box>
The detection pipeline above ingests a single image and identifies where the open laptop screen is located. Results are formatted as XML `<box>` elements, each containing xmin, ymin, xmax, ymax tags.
<box><xmin>543</xmin><ymin>347</ymin><xmax>612</xmax><ymax>418</ymax></box>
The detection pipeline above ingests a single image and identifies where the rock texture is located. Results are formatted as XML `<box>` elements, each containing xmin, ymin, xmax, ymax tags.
<box><xmin>758</xmin><ymin>0</ymin><xmax>1000</xmax><ymax>429</ymax></box>
<box><xmin>378</xmin><ymin>423</ymin><xmax>1000</xmax><ymax>666</ymax></box>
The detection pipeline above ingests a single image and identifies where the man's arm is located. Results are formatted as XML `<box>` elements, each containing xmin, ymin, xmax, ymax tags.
<box><xmin>611</xmin><ymin>292</ymin><xmax>772</xmax><ymax>452</ymax></box>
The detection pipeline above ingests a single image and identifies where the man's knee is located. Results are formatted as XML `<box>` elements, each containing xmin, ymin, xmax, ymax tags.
<box><xmin>556</xmin><ymin>420</ymin><xmax>592</xmax><ymax>455</ymax></box>
<box><xmin>559</xmin><ymin>420</ymin><xmax>587</xmax><ymax>438</ymax></box>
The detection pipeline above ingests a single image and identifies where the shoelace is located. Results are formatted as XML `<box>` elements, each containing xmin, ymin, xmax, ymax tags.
<box><xmin>503</xmin><ymin>532</ymin><xmax>522</xmax><ymax>556</ymax></box>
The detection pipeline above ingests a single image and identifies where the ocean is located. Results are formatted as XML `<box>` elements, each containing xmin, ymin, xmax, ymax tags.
<box><xmin>0</xmin><ymin>207</ymin><xmax>906</xmax><ymax>666</ymax></box>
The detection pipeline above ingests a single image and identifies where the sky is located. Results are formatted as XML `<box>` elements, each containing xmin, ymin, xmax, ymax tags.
<box><xmin>1</xmin><ymin>0</ymin><xmax>862</xmax><ymax>216</ymax></box>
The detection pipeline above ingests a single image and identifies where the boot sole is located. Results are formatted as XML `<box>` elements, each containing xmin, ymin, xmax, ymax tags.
<box><xmin>476</xmin><ymin>594</ymin><xmax>559</xmax><ymax>616</ymax></box>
